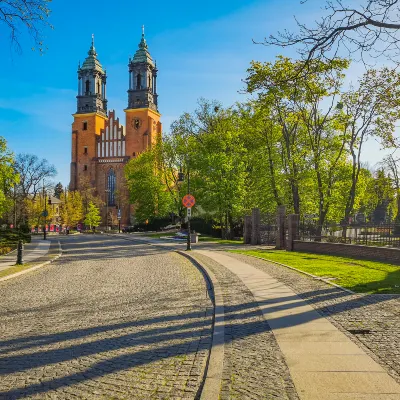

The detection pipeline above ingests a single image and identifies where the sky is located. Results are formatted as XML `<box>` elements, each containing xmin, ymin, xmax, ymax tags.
<box><xmin>0</xmin><ymin>0</ymin><xmax>391</xmax><ymax>186</ymax></box>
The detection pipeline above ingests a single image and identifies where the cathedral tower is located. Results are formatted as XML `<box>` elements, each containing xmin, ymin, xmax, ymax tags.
<box><xmin>70</xmin><ymin>30</ymin><xmax>162</xmax><ymax>228</ymax></box>
<box><xmin>125</xmin><ymin>27</ymin><xmax>162</xmax><ymax>157</ymax></box>
<box><xmin>70</xmin><ymin>36</ymin><xmax>108</xmax><ymax>191</ymax></box>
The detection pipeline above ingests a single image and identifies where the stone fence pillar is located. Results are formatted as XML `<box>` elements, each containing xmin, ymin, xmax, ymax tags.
<box><xmin>251</xmin><ymin>208</ymin><xmax>261</xmax><ymax>245</ymax></box>
<box><xmin>276</xmin><ymin>205</ymin><xmax>286</xmax><ymax>249</ymax></box>
<box><xmin>287</xmin><ymin>214</ymin><xmax>299</xmax><ymax>251</ymax></box>
<box><xmin>243</xmin><ymin>215</ymin><xmax>252</xmax><ymax>244</ymax></box>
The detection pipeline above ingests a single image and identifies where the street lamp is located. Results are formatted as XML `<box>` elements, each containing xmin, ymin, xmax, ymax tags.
<box><xmin>178</xmin><ymin>165</ymin><xmax>191</xmax><ymax>251</ymax></box>
<box><xmin>105</xmin><ymin>189</ymin><xmax>110</xmax><ymax>231</ymax></box>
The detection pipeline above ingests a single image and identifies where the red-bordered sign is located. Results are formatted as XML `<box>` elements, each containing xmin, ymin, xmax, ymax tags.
<box><xmin>182</xmin><ymin>194</ymin><xmax>196</xmax><ymax>208</ymax></box>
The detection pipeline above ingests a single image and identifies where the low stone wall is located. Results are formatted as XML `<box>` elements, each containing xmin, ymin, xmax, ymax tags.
<box><xmin>293</xmin><ymin>240</ymin><xmax>400</xmax><ymax>264</ymax></box>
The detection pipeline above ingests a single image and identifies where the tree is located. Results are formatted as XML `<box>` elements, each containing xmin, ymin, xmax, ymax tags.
<box><xmin>78</xmin><ymin>175</ymin><xmax>103</xmax><ymax>213</ymax></box>
<box><xmin>267</xmin><ymin>0</ymin><xmax>400</xmax><ymax>66</ymax></box>
<box><xmin>246</xmin><ymin>56</ymin><xmax>350</xmax><ymax>227</ymax></box>
<box><xmin>380</xmin><ymin>154</ymin><xmax>400</xmax><ymax>223</ymax></box>
<box><xmin>125</xmin><ymin>148</ymin><xmax>173</xmax><ymax>224</ymax></box>
<box><xmin>0</xmin><ymin>137</ymin><xmax>18</xmax><ymax>220</ymax></box>
<box><xmin>59</xmin><ymin>191</ymin><xmax>83</xmax><ymax>228</ymax></box>
<box><xmin>53</xmin><ymin>182</ymin><xmax>63</xmax><ymax>199</ymax></box>
<box><xmin>13</xmin><ymin>153</ymin><xmax>56</xmax><ymax>227</ymax></box>
<box><xmin>25</xmin><ymin>192</ymin><xmax>55</xmax><ymax>229</ymax></box>
<box><xmin>1</xmin><ymin>0</ymin><xmax>53</xmax><ymax>54</ymax></box>
<box><xmin>84</xmin><ymin>202</ymin><xmax>102</xmax><ymax>231</ymax></box>
<box><xmin>14</xmin><ymin>153</ymin><xmax>56</xmax><ymax>199</ymax></box>
<box><xmin>159</xmin><ymin>135</ymin><xmax>187</xmax><ymax>223</ymax></box>
<box><xmin>169</xmin><ymin>100</ymin><xmax>248</xmax><ymax>239</ymax></box>
<box><xmin>338</xmin><ymin>67</ymin><xmax>400</xmax><ymax>229</ymax></box>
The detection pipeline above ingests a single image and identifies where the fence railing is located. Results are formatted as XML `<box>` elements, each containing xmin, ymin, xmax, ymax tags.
<box><xmin>260</xmin><ymin>213</ymin><xmax>279</xmax><ymax>245</ymax></box>
<box><xmin>299</xmin><ymin>221</ymin><xmax>400</xmax><ymax>248</ymax></box>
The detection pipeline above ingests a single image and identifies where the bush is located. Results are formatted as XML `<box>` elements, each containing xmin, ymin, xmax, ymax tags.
<box><xmin>0</xmin><ymin>231</ymin><xmax>31</xmax><ymax>244</ymax></box>
<box><xmin>135</xmin><ymin>217</ymin><xmax>173</xmax><ymax>232</ymax></box>
<box><xmin>0</xmin><ymin>244</ymin><xmax>16</xmax><ymax>255</ymax></box>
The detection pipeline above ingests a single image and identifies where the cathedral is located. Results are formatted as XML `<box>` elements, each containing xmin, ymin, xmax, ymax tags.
<box><xmin>69</xmin><ymin>29</ymin><xmax>162</xmax><ymax>227</ymax></box>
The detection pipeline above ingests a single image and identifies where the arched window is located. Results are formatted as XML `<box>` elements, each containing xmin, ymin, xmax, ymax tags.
<box><xmin>136</xmin><ymin>73</ymin><xmax>141</xmax><ymax>89</ymax></box>
<box><xmin>148</xmin><ymin>75</ymin><xmax>151</xmax><ymax>88</ymax></box>
<box><xmin>85</xmin><ymin>80</ymin><xmax>90</xmax><ymax>94</ymax></box>
<box><xmin>107</xmin><ymin>168</ymin><xmax>116</xmax><ymax>206</ymax></box>
<box><xmin>97</xmin><ymin>81</ymin><xmax>100</xmax><ymax>94</ymax></box>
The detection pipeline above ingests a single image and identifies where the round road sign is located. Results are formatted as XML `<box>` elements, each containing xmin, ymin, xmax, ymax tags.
<box><xmin>182</xmin><ymin>194</ymin><xmax>196</xmax><ymax>208</ymax></box>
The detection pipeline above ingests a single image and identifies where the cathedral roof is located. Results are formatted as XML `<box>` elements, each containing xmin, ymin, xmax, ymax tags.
<box><xmin>80</xmin><ymin>35</ymin><xmax>105</xmax><ymax>73</ymax></box>
<box><xmin>131</xmin><ymin>28</ymin><xmax>155</xmax><ymax>67</ymax></box>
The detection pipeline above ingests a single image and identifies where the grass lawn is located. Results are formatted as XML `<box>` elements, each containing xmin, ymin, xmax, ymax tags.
<box><xmin>230</xmin><ymin>249</ymin><xmax>400</xmax><ymax>294</ymax></box>
<box><xmin>142</xmin><ymin>232</ymin><xmax>176</xmax><ymax>239</ymax></box>
<box><xmin>140</xmin><ymin>232</ymin><xmax>243</xmax><ymax>245</ymax></box>
<box><xmin>198</xmin><ymin>236</ymin><xmax>243</xmax><ymax>245</ymax></box>
<box><xmin>0</xmin><ymin>263</ymin><xmax>33</xmax><ymax>279</ymax></box>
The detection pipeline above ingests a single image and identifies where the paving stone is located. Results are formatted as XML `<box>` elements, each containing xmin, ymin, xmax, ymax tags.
<box><xmin>0</xmin><ymin>235</ymin><xmax>213</xmax><ymax>399</ymax></box>
<box><xmin>192</xmin><ymin>253</ymin><xmax>299</xmax><ymax>400</ymax></box>
<box><xmin>228</xmin><ymin>252</ymin><xmax>400</xmax><ymax>385</ymax></box>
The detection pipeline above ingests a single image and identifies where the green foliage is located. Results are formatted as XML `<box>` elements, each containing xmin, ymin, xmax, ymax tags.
<box><xmin>0</xmin><ymin>137</ymin><xmax>18</xmax><ymax>217</ymax></box>
<box><xmin>124</xmin><ymin>56</ymin><xmax>400</xmax><ymax>232</ymax></box>
<box><xmin>84</xmin><ymin>202</ymin><xmax>102</xmax><ymax>230</ymax></box>
<box><xmin>53</xmin><ymin>182</ymin><xmax>63</xmax><ymax>199</ymax></box>
<box><xmin>60</xmin><ymin>191</ymin><xmax>84</xmax><ymax>227</ymax></box>
<box><xmin>0</xmin><ymin>231</ymin><xmax>31</xmax><ymax>244</ymax></box>
<box><xmin>125</xmin><ymin>148</ymin><xmax>173</xmax><ymax>224</ymax></box>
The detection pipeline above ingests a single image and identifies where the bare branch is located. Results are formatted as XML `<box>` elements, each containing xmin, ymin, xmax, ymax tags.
<box><xmin>265</xmin><ymin>0</ymin><xmax>400</xmax><ymax>66</ymax></box>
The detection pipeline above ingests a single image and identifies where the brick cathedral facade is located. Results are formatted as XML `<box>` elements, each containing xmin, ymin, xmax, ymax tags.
<box><xmin>69</xmin><ymin>31</ymin><xmax>162</xmax><ymax>227</ymax></box>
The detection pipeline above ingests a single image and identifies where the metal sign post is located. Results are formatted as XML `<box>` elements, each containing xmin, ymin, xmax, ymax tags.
<box><xmin>182</xmin><ymin>195</ymin><xmax>196</xmax><ymax>251</ymax></box>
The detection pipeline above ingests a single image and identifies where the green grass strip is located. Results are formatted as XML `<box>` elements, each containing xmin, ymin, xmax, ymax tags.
<box><xmin>0</xmin><ymin>263</ymin><xmax>33</xmax><ymax>279</ymax></box>
<box><xmin>230</xmin><ymin>249</ymin><xmax>400</xmax><ymax>294</ymax></box>
<box><xmin>143</xmin><ymin>232</ymin><xmax>243</xmax><ymax>244</ymax></box>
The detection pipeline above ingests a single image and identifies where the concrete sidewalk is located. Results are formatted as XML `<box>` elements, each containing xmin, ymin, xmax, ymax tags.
<box><xmin>0</xmin><ymin>239</ymin><xmax>51</xmax><ymax>272</ymax></box>
<box><xmin>196</xmin><ymin>250</ymin><xmax>400</xmax><ymax>400</ymax></box>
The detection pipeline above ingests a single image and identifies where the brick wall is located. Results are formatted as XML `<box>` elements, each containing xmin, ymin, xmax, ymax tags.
<box><xmin>293</xmin><ymin>240</ymin><xmax>400</xmax><ymax>264</ymax></box>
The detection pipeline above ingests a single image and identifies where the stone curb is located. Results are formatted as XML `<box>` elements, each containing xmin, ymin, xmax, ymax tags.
<box><xmin>235</xmin><ymin>252</ymin><xmax>356</xmax><ymax>295</ymax></box>
<box><xmin>177</xmin><ymin>251</ymin><xmax>225</xmax><ymax>400</ymax></box>
<box><xmin>109</xmin><ymin>234</ymin><xmax>226</xmax><ymax>399</ymax></box>
<box><xmin>0</xmin><ymin>240</ymin><xmax>63</xmax><ymax>283</ymax></box>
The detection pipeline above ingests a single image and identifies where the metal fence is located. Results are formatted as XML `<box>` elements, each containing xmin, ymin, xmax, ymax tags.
<box><xmin>299</xmin><ymin>220</ymin><xmax>400</xmax><ymax>248</ymax></box>
<box><xmin>260</xmin><ymin>213</ymin><xmax>279</xmax><ymax>245</ymax></box>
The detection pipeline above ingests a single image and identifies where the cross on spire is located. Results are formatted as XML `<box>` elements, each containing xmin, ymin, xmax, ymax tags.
<box><xmin>92</xmin><ymin>33</ymin><xmax>95</xmax><ymax>47</ymax></box>
<box><xmin>142</xmin><ymin>25</ymin><xmax>145</xmax><ymax>36</ymax></box>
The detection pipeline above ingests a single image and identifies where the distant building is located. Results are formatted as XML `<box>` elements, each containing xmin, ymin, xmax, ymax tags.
<box><xmin>69</xmin><ymin>29</ymin><xmax>162</xmax><ymax>227</ymax></box>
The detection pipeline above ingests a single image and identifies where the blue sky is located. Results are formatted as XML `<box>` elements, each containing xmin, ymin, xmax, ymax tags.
<box><xmin>0</xmin><ymin>0</ymin><xmax>388</xmax><ymax>186</ymax></box>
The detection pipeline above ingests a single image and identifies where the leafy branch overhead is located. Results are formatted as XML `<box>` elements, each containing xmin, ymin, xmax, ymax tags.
<box><xmin>0</xmin><ymin>0</ymin><xmax>53</xmax><ymax>53</ymax></box>
<box><xmin>265</xmin><ymin>0</ymin><xmax>400</xmax><ymax>65</ymax></box>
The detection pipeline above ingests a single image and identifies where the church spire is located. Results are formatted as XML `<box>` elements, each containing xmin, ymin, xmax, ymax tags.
<box><xmin>127</xmin><ymin>28</ymin><xmax>158</xmax><ymax>111</ymax></box>
<box><xmin>76</xmin><ymin>36</ymin><xmax>107</xmax><ymax>115</ymax></box>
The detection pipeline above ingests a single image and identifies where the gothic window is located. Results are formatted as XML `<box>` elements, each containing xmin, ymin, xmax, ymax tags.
<box><xmin>136</xmin><ymin>73</ymin><xmax>141</xmax><ymax>89</ymax></box>
<box><xmin>84</xmin><ymin>146</ymin><xmax>88</xmax><ymax>154</ymax></box>
<box><xmin>148</xmin><ymin>75</ymin><xmax>151</xmax><ymax>88</ymax></box>
<box><xmin>83</xmin><ymin>122</ymin><xmax>88</xmax><ymax>130</ymax></box>
<box><xmin>107</xmin><ymin>168</ymin><xmax>116</xmax><ymax>206</ymax></box>
<box><xmin>85</xmin><ymin>80</ymin><xmax>90</xmax><ymax>94</ymax></box>
<box><xmin>97</xmin><ymin>81</ymin><xmax>100</xmax><ymax>94</ymax></box>
<box><xmin>84</xmin><ymin>165</ymin><xmax>88</xmax><ymax>171</ymax></box>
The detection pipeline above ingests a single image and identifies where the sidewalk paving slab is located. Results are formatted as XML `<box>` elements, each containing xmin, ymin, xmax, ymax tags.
<box><xmin>195</xmin><ymin>250</ymin><xmax>400</xmax><ymax>400</ymax></box>
<box><xmin>0</xmin><ymin>239</ymin><xmax>50</xmax><ymax>272</ymax></box>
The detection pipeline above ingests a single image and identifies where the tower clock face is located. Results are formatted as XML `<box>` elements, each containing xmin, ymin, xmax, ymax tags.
<box><xmin>132</xmin><ymin>118</ymin><xmax>142</xmax><ymax>130</ymax></box>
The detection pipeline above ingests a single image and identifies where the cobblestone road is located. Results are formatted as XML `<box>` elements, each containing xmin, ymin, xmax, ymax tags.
<box><xmin>229</xmin><ymin>252</ymin><xmax>400</xmax><ymax>386</ymax></box>
<box><xmin>0</xmin><ymin>235</ymin><xmax>212</xmax><ymax>399</ymax></box>
<box><xmin>192</xmin><ymin>253</ymin><xmax>299</xmax><ymax>400</ymax></box>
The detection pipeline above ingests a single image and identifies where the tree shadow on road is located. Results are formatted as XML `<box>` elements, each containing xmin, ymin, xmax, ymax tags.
<box><xmin>0</xmin><ymin>236</ymin><xmax>399</xmax><ymax>399</ymax></box>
